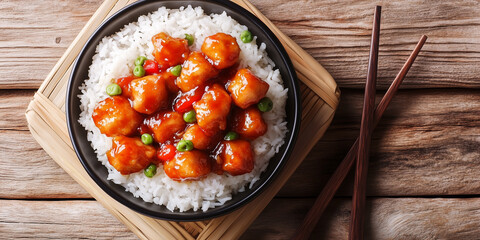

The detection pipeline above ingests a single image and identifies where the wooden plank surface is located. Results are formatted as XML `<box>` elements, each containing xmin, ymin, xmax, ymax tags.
<box><xmin>0</xmin><ymin>0</ymin><xmax>479</xmax><ymax>89</ymax></box>
<box><xmin>257</xmin><ymin>0</ymin><xmax>480</xmax><ymax>89</ymax></box>
<box><xmin>0</xmin><ymin>200</ymin><xmax>135</xmax><ymax>239</ymax></box>
<box><xmin>3</xmin><ymin>198</ymin><xmax>480</xmax><ymax>240</ymax></box>
<box><xmin>242</xmin><ymin>197</ymin><xmax>480</xmax><ymax>239</ymax></box>
<box><xmin>281</xmin><ymin>88</ymin><xmax>480</xmax><ymax>197</ymax></box>
<box><xmin>1</xmin><ymin>0</ymin><xmax>479</xmax><ymax>238</ymax></box>
<box><xmin>0</xmin><ymin>0</ymin><xmax>103</xmax><ymax>89</ymax></box>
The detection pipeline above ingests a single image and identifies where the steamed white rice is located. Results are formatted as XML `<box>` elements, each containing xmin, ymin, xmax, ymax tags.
<box><xmin>78</xmin><ymin>6</ymin><xmax>288</xmax><ymax>212</ymax></box>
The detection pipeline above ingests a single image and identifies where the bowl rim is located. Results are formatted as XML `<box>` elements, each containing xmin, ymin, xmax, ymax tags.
<box><xmin>66</xmin><ymin>0</ymin><xmax>301</xmax><ymax>221</ymax></box>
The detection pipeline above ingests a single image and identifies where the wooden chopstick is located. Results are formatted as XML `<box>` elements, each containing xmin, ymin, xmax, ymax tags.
<box><xmin>349</xmin><ymin>5</ymin><xmax>382</xmax><ymax>240</ymax></box>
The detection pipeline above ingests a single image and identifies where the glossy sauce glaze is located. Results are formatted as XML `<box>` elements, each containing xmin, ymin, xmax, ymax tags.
<box><xmin>92</xmin><ymin>32</ymin><xmax>271</xmax><ymax>182</ymax></box>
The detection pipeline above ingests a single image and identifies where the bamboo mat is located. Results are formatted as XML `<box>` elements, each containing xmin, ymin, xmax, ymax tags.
<box><xmin>25</xmin><ymin>0</ymin><xmax>340</xmax><ymax>239</ymax></box>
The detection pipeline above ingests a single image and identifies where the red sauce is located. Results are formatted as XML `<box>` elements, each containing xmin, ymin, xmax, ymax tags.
<box><xmin>92</xmin><ymin>32</ymin><xmax>271</xmax><ymax>181</ymax></box>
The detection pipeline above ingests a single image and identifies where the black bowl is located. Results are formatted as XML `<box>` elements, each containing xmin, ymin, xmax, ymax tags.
<box><xmin>66</xmin><ymin>0</ymin><xmax>300</xmax><ymax>221</ymax></box>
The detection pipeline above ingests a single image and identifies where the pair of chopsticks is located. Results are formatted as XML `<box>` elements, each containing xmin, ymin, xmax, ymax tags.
<box><xmin>292</xmin><ymin>6</ymin><xmax>428</xmax><ymax>240</ymax></box>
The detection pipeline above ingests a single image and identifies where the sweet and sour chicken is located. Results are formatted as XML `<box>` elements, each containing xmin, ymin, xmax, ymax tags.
<box><xmin>92</xmin><ymin>96</ymin><xmax>142</xmax><ymax>137</ymax></box>
<box><xmin>151</xmin><ymin>32</ymin><xmax>190</xmax><ymax>70</ymax></box>
<box><xmin>176</xmin><ymin>51</ymin><xmax>218</xmax><ymax>92</ymax></box>
<box><xmin>193</xmin><ymin>84</ymin><xmax>231</xmax><ymax>134</ymax></box>
<box><xmin>107</xmin><ymin>136</ymin><xmax>156</xmax><ymax>175</ymax></box>
<box><xmin>201</xmin><ymin>33</ymin><xmax>240</xmax><ymax>70</ymax></box>
<box><xmin>227</xmin><ymin>68</ymin><xmax>269</xmax><ymax>109</ymax></box>
<box><xmin>92</xmin><ymin>32</ymin><xmax>273</xmax><ymax>181</ymax></box>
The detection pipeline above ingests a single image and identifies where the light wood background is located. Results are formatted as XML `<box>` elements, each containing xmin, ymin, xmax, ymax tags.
<box><xmin>1</xmin><ymin>0</ymin><xmax>479</xmax><ymax>239</ymax></box>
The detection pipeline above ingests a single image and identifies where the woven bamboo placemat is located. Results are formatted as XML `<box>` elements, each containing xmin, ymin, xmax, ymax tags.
<box><xmin>25</xmin><ymin>0</ymin><xmax>340</xmax><ymax>239</ymax></box>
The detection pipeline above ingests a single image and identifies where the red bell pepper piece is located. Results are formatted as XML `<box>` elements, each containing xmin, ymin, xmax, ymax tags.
<box><xmin>143</xmin><ymin>59</ymin><xmax>160</xmax><ymax>75</ymax></box>
<box><xmin>173</xmin><ymin>86</ymin><xmax>205</xmax><ymax>113</ymax></box>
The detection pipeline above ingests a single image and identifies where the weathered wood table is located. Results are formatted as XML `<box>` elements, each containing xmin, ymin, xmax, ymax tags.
<box><xmin>1</xmin><ymin>0</ymin><xmax>479</xmax><ymax>239</ymax></box>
